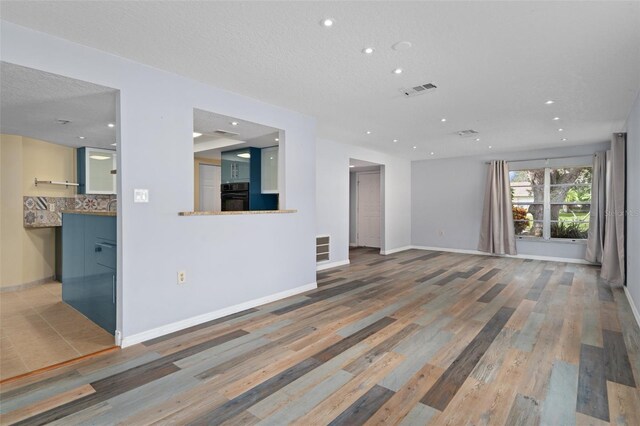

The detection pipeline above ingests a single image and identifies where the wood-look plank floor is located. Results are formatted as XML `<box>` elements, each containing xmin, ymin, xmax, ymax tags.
<box><xmin>1</xmin><ymin>248</ymin><xmax>639</xmax><ymax>425</ymax></box>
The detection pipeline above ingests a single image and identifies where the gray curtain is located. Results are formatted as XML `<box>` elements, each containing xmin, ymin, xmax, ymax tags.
<box><xmin>585</xmin><ymin>152</ymin><xmax>606</xmax><ymax>263</ymax></box>
<box><xmin>601</xmin><ymin>133</ymin><xmax>626</xmax><ymax>285</ymax></box>
<box><xmin>478</xmin><ymin>160</ymin><xmax>517</xmax><ymax>255</ymax></box>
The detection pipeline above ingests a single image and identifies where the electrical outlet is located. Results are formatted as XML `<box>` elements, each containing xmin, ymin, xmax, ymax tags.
<box><xmin>177</xmin><ymin>271</ymin><xmax>187</xmax><ymax>285</ymax></box>
<box><xmin>49</xmin><ymin>203</ymin><xmax>56</xmax><ymax>212</ymax></box>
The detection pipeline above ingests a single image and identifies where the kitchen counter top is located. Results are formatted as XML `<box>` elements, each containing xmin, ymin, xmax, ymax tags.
<box><xmin>63</xmin><ymin>210</ymin><xmax>117</xmax><ymax>217</ymax></box>
<box><xmin>24</xmin><ymin>223</ymin><xmax>60</xmax><ymax>229</ymax></box>
<box><xmin>179</xmin><ymin>209</ymin><xmax>297</xmax><ymax>216</ymax></box>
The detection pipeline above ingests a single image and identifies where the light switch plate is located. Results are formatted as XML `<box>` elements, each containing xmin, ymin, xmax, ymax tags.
<box><xmin>134</xmin><ymin>189</ymin><xmax>149</xmax><ymax>203</ymax></box>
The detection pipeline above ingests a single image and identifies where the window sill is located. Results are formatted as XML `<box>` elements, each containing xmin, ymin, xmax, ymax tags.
<box><xmin>179</xmin><ymin>209</ymin><xmax>297</xmax><ymax>216</ymax></box>
<box><xmin>516</xmin><ymin>236</ymin><xmax>587</xmax><ymax>245</ymax></box>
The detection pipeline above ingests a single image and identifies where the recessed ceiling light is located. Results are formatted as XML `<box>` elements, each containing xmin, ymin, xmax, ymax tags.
<box><xmin>475</xmin><ymin>138</ymin><xmax>481</xmax><ymax>142</ymax></box>
<box><xmin>562</xmin><ymin>138</ymin><xmax>568</xmax><ymax>141</ymax></box>
<box><xmin>393</xmin><ymin>139</ymin><xmax>398</xmax><ymax>143</ymax></box>
<box><xmin>366</xmin><ymin>131</ymin><xmax>371</xmax><ymax>135</ymax></box>
<box><xmin>193</xmin><ymin>132</ymin><xmax>202</xmax><ymax>138</ymax></box>
<box><xmin>78</xmin><ymin>136</ymin><xmax>85</xmax><ymax>140</ymax></box>
<box><xmin>545</xmin><ymin>100</ymin><xmax>554</xmax><ymax>105</ymax></box>
<box><xmin>393</xmin><ymin>68</ymin><xmax>403</xmax><ymax>75</ymax></box>
<box><xmin>441</xmin><ymin>118</ymin><xmax>447</xmax><ymax>122</ymax></box>
<box><xmin>558</xmin><ymin>128</ymin><xmax>564</xmax><ymax>132</ymax></box>
<box><xmin>321</xmin><ymin>18</ymin><xmax>334</xmax><ymax>27</ymax></box>
<box><xmin>275</xmin><ymin>137</ymin><xmax>279</xmax><ymax>142</ymax></box>
<box><xmin>430</xmin><ymin>152</ymin><xmax>435</xmax><ymax>156</ymax></box>
<box><xmin>392</xmin><ymin>41</ymin><xmax>412</xmax><ymax>51</ymax></box>
<box><xmin>362</xmin><ymin>47</ymin><xmax>374</xmax><ymax>55</ymax></box>
<box><xmin>553</xmin><ymin>117</ymin><xmax>560</xmax><ymax>121</ymax></box>
<box><xmin>413</xmin><ymin>146</ymin><xmax>417</xmax><ymax>149</ymax></box>
<box><xmin>488</xmin><ymin>145</ymin><xmax>493</xmax><ymax>149</ymax></box>
<box><xmin>349</xmin><ymin>165</ymin><xmax>355</xmax><ymax>168</ymax></box>
<box><xmin>107</xmin><ymin>123</ymin><xmax>115</xmax><ymax>128</ymax></box>
<box><xmin>231</xmin><ymin>121</ymin><xmax>238</xmax><ymax>126</ymax></box>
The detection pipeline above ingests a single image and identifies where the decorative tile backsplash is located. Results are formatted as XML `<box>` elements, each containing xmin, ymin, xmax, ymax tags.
<box><xmin>23</xmin><ymin>195</ymin><xmax>117</xmax><ymax>228</ymax></box>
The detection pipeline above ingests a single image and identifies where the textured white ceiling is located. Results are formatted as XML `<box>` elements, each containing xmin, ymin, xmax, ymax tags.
<box><xmin>193</xmin><ymin>108</ymin><xmax>279</xmax><ymax>158</ymax></box>
<box><xmin>0</xmin><ymin>61</ymin><xmax>118</xmax><ymax>149</ymax></box>
<box><xmin>350</xmin><ymin>158</ymin><xmax>382</xmax><ymax>172</ymax></box>
<box><xmin>350</xmin><ymin>158</ymin><xmax>381</xmax><ymax>168</ymax></box>
<box><xmin>193</xmin><ymin>108</ymin><xmax>278</xmax><ymax>142</ymax></box>
<box><xmin>1</xmin><ymin>1</ymin><xmax>639</xmax><ymax>159</ymax></box>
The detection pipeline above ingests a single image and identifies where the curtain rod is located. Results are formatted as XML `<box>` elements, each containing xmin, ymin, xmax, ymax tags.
<box><xmin>484</xmin><ymin>153</ymin><xmax>596</xmax><ymax>165</ymax></box>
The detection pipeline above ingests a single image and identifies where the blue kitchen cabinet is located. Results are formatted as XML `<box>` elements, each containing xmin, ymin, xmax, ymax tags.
<box><xmin>62</xmin><ymin>213</ymin><xmax>116</xmax><ymax>334</ymax></box>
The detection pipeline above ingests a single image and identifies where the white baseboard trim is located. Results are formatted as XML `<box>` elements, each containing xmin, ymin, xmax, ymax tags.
<box><xmin>380</xmin><ymin>245</ymin><xmax>414</xmax><ymax>256</ymax></box>
<box><xmin>411</xmin><ymin>245</ymin><xmax>482</xmax><ymax>256</ymax></box>
<box><xmin>316</xmin><ymin>259</ymin><xmax>350</xmax><ymax>271</ymax></box>
<box><xmin>624</xmin><ymin>286</ymin><xmax>640</xmax><ymax>329</ymax></box>
<box><xmin>121</xmin><ymin>282</ymin><xmax>317</xmax><ymax>348</ymax></box>
<box><xmin>409</xmin><ymin>245</ymin><xmax>597</xmax><ymax>265</ymax></box>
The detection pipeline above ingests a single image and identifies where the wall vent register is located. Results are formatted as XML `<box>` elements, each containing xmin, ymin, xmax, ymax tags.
<box><xmin>457</xmin><ymin>129</ymin><xmax>480</xmax><ymax>137</ymax></box>
<box><xmin>214</xmin><ymin>129</ymin><xmax>239</xmax><ymax>137</ymax></box>
<box><xmin>400</xmin><ymin>83</ymin><xmax>437</xmax><ymax>97</ymax></box>
<box><xmin>316</xmin><ymin>236</ymin><xmax>330</xmax><ymax>262</ymax></box>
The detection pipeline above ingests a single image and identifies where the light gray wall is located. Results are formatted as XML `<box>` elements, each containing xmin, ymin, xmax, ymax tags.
<box><xmin>625</xmin><ymin>92</ymin><xmax>640</xmax><ymax>320</ymax></box>
<box><xmin>349</xmin><ymin>172</ymin><xmax>357</xmax><ymax>245</ymax></box>
<box><xmin>1</xmin><ymin>22</ymin><xmax>317</xmax><ymax>340</ymax></box>
<box><xmin>411</xmin><ymin>142</ymin><xmax>610</xmax><ymax>260</ymax></box>
<box><xmin>317</xmin><ymin>138</ymin><xmax>411</xmax><ymax>265</ymax></box>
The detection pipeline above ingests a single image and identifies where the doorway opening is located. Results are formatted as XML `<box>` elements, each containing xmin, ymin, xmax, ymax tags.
<box><xmin>0</xmin><ymin>62</ymin><xmax>120</xmax><ymax>381</ymax></box>
<box><xmin>349</xmin><ymin>159</ymin><xmax>384</xmax><ymax>261</ymax></box>
<box><xmin>195</xmin><ymin>161</ymin><xmax>222</xmax><ymax>211</ymax></box>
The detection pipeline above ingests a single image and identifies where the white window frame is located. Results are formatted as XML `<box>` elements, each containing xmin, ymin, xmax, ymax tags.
<box><xmin>510</xmin><ymin>163</ymin><xmax>592</xmax><ymax>243</ymax></box>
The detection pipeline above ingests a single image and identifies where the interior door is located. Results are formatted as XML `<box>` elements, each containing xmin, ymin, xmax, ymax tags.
<box><xmin>199</xmin><ymin>164</ymin><xmax>221</xmax><ymax>211</ymax></box>
<box><xmin>357</xmin><ymin>172</ymin><xmax>381</xmax><ymax>248</ymax></box>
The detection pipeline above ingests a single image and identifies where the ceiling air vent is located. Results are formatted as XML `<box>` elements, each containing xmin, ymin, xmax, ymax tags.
<box><xmin>55</xmin><ymin>119</ymin><xmax>71</xmax><ymax>125</ymax></box>
<box><xmin>213</xmin><ymin>129</ymin><xmax>239</xmax><ymax>137</ymax></box>
<box><xmin>457</xmin><ymin>129</ymin><xmax>479</xmax><ymax>137</ymax></box>
<box><xmin>400</xmin><ymin>83</ymin><xmax>437</xmax><ymax>98</ymax></box>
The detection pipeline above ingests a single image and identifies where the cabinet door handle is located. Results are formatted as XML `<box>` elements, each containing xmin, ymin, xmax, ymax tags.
<box><xmin>96</xmin><ymin>242</ymin><xmax>116</xmax><ymax>248</ymax></box>
<box><xmin>112</xmin><ymin>275</ymin><xmax>116</xmax><ymax>304</ymax></box>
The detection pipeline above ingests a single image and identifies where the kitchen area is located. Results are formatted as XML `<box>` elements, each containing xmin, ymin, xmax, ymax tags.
<box><xmin>0</xmin><ymin>62</ymin><xmax>119</xmax><ymax>380</ymax></box>
<box><xmin>192</xmin><ymin>108</ymin><xmax>283</xmax><ymax>214</ymax></box>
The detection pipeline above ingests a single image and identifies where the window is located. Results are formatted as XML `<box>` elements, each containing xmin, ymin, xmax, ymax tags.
<box><xmin>509</xmin><ymin>166</ymin><xmax>592</xmax><ymax>240</ymax></box>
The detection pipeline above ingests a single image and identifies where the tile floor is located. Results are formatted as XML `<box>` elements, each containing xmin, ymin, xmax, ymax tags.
<box><xmin>0</xmin><ymin>281</ymin><xmax>114</xmax><ymax>381</ymax></box>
